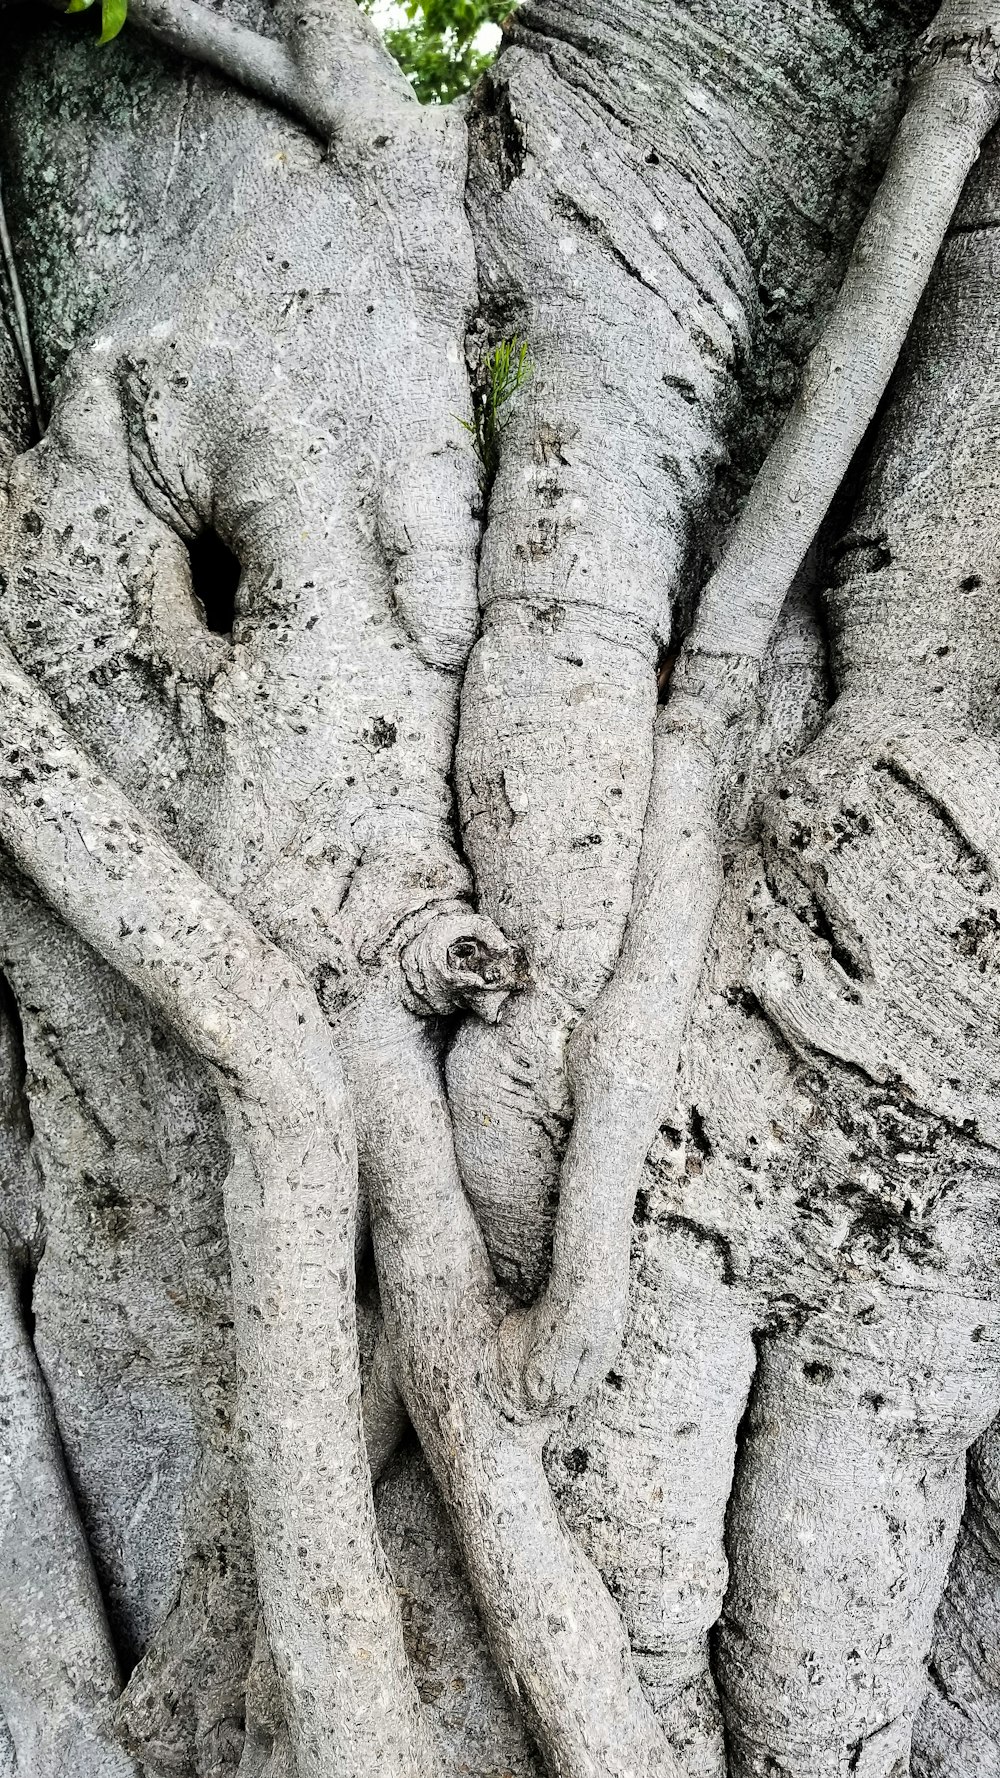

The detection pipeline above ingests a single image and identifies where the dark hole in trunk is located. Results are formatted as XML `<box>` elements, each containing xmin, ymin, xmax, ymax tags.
<box><xmin>18</xmin><ymin>1264</ymin><xmax>35</xmax><ymax>1343</ymax></box>
<box><xmin>656</xmin><ymin>639</ymin><xmax>680</xmax><ymax>703</ymax></box>
<box><xmin>189</xmin><ymin>529</ymin><xmax>239</xmax><ymax>635</ymax></box>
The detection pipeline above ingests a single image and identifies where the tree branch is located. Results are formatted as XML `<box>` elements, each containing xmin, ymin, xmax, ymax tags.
<box><xmin>124</xmin><ymin>0</ymin><xmax>415</xmax><ymax>141</ymax></box>
<box><xmin>126</xmin><ymin>0</ymin><xmax>307</xmax><ymax>125</ymax></box>
<box><xmin>336</xmin><ymin>982</ymin><xmax>688</xmax><ymax>1778</ymax></box>
<box><xmin>0</xmin><ymin>638</ymin><xmax>438</xmax><ymax>1777</ymax></box>
<box><xmin>508</xmin><ymin>3</ymin><xmax>1000</xmax><ymax>1414</ymax></box>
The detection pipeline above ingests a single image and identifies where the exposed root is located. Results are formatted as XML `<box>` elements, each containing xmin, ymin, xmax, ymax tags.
<box><xmin>334</xmin><ymin>974</ymin><xmax>688</xmax><ymax>1778</ymax></box>
<box><xmin>0</xmin><ymin>1084</ymin><xmax>136</xmax><ymax>1777</ymax></box>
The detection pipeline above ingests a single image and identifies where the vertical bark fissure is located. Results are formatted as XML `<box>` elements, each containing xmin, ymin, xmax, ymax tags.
<box><xmin>0</xmin><ymin>173</ymin><xmax>41</xmax><ymax>438</ymax></box>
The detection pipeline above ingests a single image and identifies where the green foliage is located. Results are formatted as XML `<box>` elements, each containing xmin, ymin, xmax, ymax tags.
<box><xmin>59</xmin><ymin>0</ymin><xmax>509</xmax><ymax>93</ymax></box>
<box><xmin>360</xmin><ymin>0</ymin><xmax>511</xmax><ymax>105</ymax></box>
<box><xmin>65</xmin><ymin>0</ymin><xmax>128</xmax><ymax>43</ymax></box>
<box><xmin>459</xmin><ymin>335</ymin><xmax>530</xmax><ymax>487</ymax></box>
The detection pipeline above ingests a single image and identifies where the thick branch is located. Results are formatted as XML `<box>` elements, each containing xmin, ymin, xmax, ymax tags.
<box><xmin>126</xmin><ymin>0</ymin><xmax>306</xmax><ymax>123</ymax></box>
<box><xmin>685</xmin><ymin>38</ymin><xmax>1000</xmax><ymax>671</ymax></box>
<box><xmin>124</xmin><ymin>0</ymin><xmax>415</xmax><ymax>141</ymax></box>
<box><xmin>0</xmin><ymin>638</ymin><xmax>436</xmax><ymax>1777</ymax></box>
<box><xmin>0</xmin><ymin>992</ymin><xmax>136</xmax><ymax>1777</ymax></box>
<box><xmin>337</xmin><ymin>984</ymin><xmax>687</xmax><ymax>1778</ymax></box>
<box><xmin>511</xmin><ymin>7</ymin><xmax>1000</xmax><ymax>1413</ymax></box>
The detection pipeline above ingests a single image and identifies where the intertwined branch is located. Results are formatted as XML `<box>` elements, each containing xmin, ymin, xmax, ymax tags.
<box><xmin>500</xmin><ymin>0</ymin><xmax>1000</xmax><ymax>1419</ymax></box>
<box><xmin>3</xmin><ymin>1</ymin><xmax>1000</xmax><ymax>1775</ymax></box>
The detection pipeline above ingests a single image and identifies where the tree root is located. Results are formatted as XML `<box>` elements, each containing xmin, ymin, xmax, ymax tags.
<box><xmin>0</xmin><ymin>607</ymin><xmax>669</xmax><ymax>1774</ymax></box>
<box><xmin>0</xmin><ymin>1236</ymin><xmax>140</xmax><ymax>1777</ymax></box>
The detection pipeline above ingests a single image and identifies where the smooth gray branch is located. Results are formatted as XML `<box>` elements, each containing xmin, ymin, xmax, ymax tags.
<box><xmin>125</xmin><ymin>0</ymin><xmax>415</xmax><ymax>141</ymax></box>
<box><xmin>0</xmin><ymin>637</ymin><xmax>437</xmax><ymax>1778</ymax></box>
<box><xmin>507</xmin><ymin>2</ymin><xmax>1000</xmax><ymax>1416</ymax></box>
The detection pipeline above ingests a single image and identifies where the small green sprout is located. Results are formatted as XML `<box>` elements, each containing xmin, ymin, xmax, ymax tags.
<box><xmin>65</xmin><ymin>0</ymin><xmax>129</xmax><ymax>45</ymax></box>
<box><xmin>458</xmin><ymin>335</ymin><xmax>531</xmax><ymax>488</ymax></box>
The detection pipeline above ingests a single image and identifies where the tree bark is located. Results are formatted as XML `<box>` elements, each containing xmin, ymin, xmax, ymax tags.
<box><xmin>2</xmin><ymin>1</ymin><xmax>1000</xmax><ymax>1775</ymax></box>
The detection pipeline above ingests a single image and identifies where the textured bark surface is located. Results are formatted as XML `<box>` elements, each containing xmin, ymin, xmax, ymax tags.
<box><xmin>1</xmin><ymin>0</ymin><xmax>1000</xmax><ymax>1775</ymax></box>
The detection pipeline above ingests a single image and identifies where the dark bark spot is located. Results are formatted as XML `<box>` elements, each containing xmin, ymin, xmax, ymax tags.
<box><xmin>954</xmin><ymin>905</ymin><xmax>999</xmax><ymax>959</ymax></box>
<box><xmin>529</xmin><ymin>601</ymin><xmax>566</xmax><ymax>633</ymax></box>
<box><xmin>91</xmin><ymin>1178</ymin><xmax>134</xmax><ymax>1244</ymax></box>
<box><xmin>662</xmin><ymin>372</ymin><xmax>699</xmax><ymax>405</ymax></box>
<box><xmin>833</xmin><ymin>533</ymin><xmax>891</xmax><ymax>578</ymax></box>
<box><xmin>525</xmin><ymin>516</ymin><xmax>559</xmax><ymax>559</ymax></box>
<box><xmin>802</xmin><ymin>1360</ymin><xmax>833</xmax><ymax>1384</ymax></box>
<box><xmin>564</xmin><ymin>1447</ymin><xmax>590</xmax><ymax>1475</ymax></box>
<box><xmin>369</xmin><ymin>716</ymin><xmax>397</xmax><ymax>748</ymax></box>
<box><xmin>846</xmin><ymin>1200</ymin><xmax>938</xmax><ymax>1268</ymax></box>
<box><xmin>725</xmin><ymin>983</ymin><xmax>763</xmax><ymax>1017</ymax></box>
<box><xmin>688</xmin><ymin>1104</ymin><xmax>712</xmax><ymax>1160</ymax></box>
<box><xmin>961</xmin><ymin>574</ymin><xmax>982</xmax><ymax>591</ymax></box>
<box><xmin>804</xmin><ymin>897</ymin><xmax>864</xmax><ymax>982</ymax></box>
<box><xmin>534</xmin><ymin>422</ymin><xmax>573</xmax><ymax>467</ymax></box>
<box><xmin>188</xmin><ymin>529</ymin><xmax>239</xmax><ymax>635</ymax></box>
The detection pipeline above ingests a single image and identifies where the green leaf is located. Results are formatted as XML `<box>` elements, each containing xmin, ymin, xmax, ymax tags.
<box><xmin>360</xmin><ymin>0</ymin><xmax>513</xmax><ymax>105</ymax></box>
<box><xmin>65</xmin><ymin>0</ymin><xmax>97</xmax><ymax>13</ymax></box>
<box><xmin>98</xmin><ymin>0</ymin><xmax>128</xmax><ymax>41</ymax></box>
<box><xmin>457</xmin><ymin>334</ymin><xmax>531</xmax><ymax>489</ymax></box>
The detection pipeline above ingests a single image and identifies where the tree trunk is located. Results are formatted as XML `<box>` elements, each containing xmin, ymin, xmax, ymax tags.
<box><xmin>1</xmin><ymin>1</ymin><xmax>999</xmax><ymax>1775</ymax></box>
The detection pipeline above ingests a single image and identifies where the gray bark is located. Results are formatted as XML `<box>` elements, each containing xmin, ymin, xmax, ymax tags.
<box><xmin>1</xmin><ymin>1</ymin><xmax>999</xmax><ymax>1776</ymax></box>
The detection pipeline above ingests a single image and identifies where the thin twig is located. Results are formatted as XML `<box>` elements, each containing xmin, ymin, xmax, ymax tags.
<box><xmin>0</xmin><ymin>173</ymin><xmax>44</xmax><ymax>438</ymax></box>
